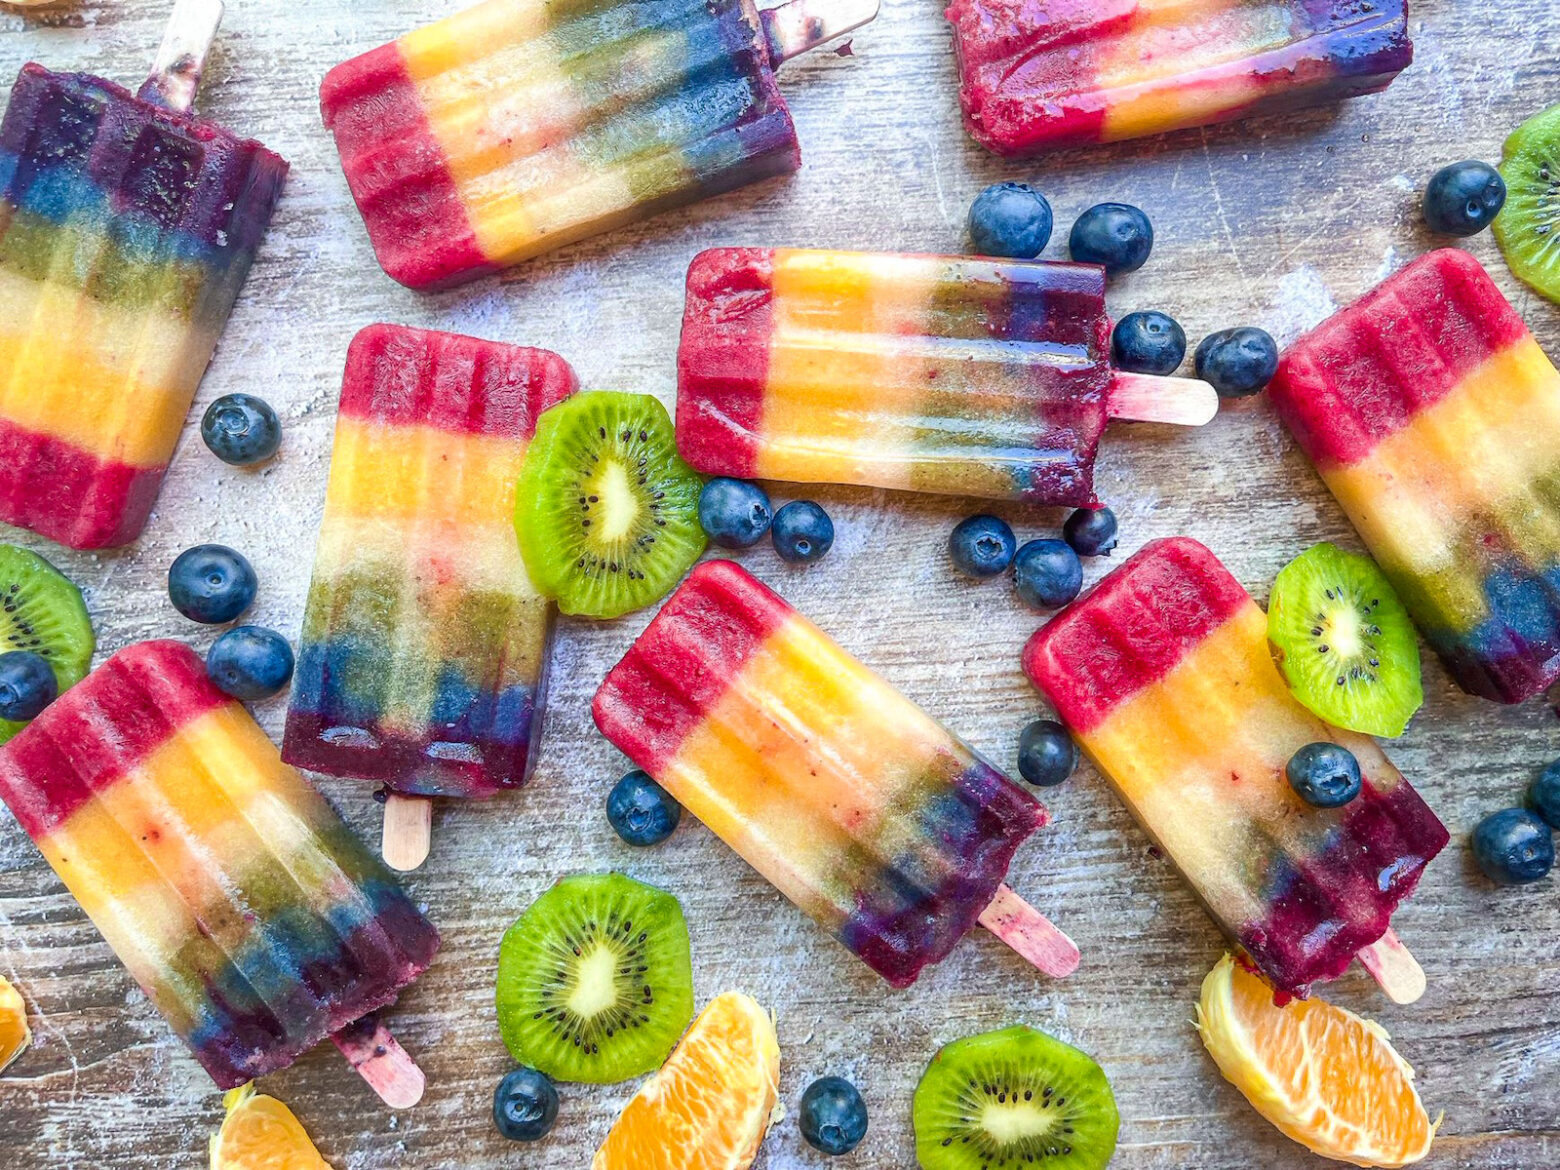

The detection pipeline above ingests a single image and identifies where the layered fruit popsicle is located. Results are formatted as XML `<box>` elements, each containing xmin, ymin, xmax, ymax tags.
<box><xmin>946</xmin><ymin>0</ymin><xmax>1412</xmax><ymax>157</ymax></box>
<box><xmin>0</xmin><ymin>641</ymin><xmax>439</xmax><ymax>1090</ymax></box>
<box><xmin>677</xmin><ymin>248</ymin><xmax>1216</xmax><ymax>504</ymax></box>
<box><xmin>594</xmin><ymin>559</ymin><xmax>1076</xmax><ymax>988</ymax></box>
<box><xmin>1270</xmin><ymin>250</ymin><xmax>1560</xmax><ymax>705</ymax></box>
<box><xmin>320</xmin><ymin>0</ymin><xmax>875</xmax><ymax>290</ymax></box>
<box><xmin>284</xmin><ymin>325</ymin><xmax>577</xmax><ymax>800</ymax></box>
<box><xmin>0</xmin><ymin>46</ymin><xmax>287</xmax><ymax>548</ymax></box>
<box><xmin>1024</xmin><ymin>538</ymin><xmax>1448</xmax><ymax>999</ymax></box>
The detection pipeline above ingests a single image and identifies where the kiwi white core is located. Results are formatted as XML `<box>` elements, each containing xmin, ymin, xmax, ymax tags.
<box><xmin>1320</xmin><ymin>600</ymin><xmax>1366</xmax><ymax>660</ymax></box>
<box><xmin>588</xmin><ymin>461</ymin><xmax>638</xmax><ymax>543</ymax></box>
<box><xmin>981</xmin><ymin>1100</ymin><xmax>1063</xmax><ymax>1143</ymax></box>
<box><xmin>567</xmin><ymin>945</ymin><xmax>620</xmax><ymax>1018</ymax></box>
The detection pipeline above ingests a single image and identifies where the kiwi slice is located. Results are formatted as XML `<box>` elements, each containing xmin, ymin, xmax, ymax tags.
<box><xmin>1267</xmin><ymin>543</ymin><xmax>1422</xmax><ymax>738</ymax></box>
<box><xmin>1494</xmin><ymin>102</ymin><xmax>1560</xmax><ymax>303</ymax></box>
<box><xmin>913</xmin><ymin>1025</ymin><xmax>1119</xmax><ymax>1170</ymax></box>
<box><xmin>514</xmin><ymin>392</ymin><xmax>706</xmax><ymax>619</ymax></box>
<box><xmin>495</xmin><ymin>872</ymin><xmax>694</xmax><ymax>1084</ymax></box>
<box><xmin>0</xmin><ymin>545</ymin><xmax>94</xmax><ymax>743</ymax></box>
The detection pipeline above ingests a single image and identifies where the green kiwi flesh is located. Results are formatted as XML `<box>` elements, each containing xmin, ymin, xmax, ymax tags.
<box><xmin>495</xmin><ymin>872</ymin><xmax>694</xmax><ymax>1084</ymax></box>
<box><xmin>913</xmin><ymin>1024</ymin><xmax>1119</xmax><ymax>1170</ymax></box>
<box><xmin>1494</xmin><ymin>102</ymin><xmax>1560</xmax><ymax>303</ymax></box>
<box><xmin>514</xmin><ymin>392</ymin><xmax>706</xmax><ymax>619</ymax></box>
<box><xmin>1267</xmin><ymin>543</ymin><xmax>1422</xmax><ymax>738</ymax></box>
<box><xmin>0</xmin><ymin>545</ymin><xmax>93</xmax><ymax>743</ymax></box>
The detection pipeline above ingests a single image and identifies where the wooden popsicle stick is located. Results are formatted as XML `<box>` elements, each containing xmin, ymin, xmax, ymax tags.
<box><xmin>1355</xmin><ymin>928</ymin><xmax>1426</xmax><ymax>1005</ymax></box>
<box><xmin>137</xmin><ymin>0</ymin><xmax>224</xmax><ymax>114</ymax></box>
<box><xmin>382</xmin><ymin>794</ymin><xmax>433</xmax><ymax>873</ymax></box>
<box><xmin>1107</xmin><ymin>371</ymin><xmax>1220</xmax><ymax>427</ymax></box>
<box><xmin>762</xmin><ymin>0</ymin><xmax>881</xmax><ymax>66</ymax></box>
<box><xmin>332</xmin><ymin>1014</ymin><xmax>425</xmax><ymax>1109</ymax></box>
<box><xmin>978</xmin><ymin>884</ymin><xmax>1081</xmax><ymax>979</ymax></box>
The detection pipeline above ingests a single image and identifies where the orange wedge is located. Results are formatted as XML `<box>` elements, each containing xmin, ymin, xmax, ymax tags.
<box><xmin>1196</xmin><ymin>954</ymin><xmax>1437</xmax><ymax>1168</ymax></box>
<box><xmin>209</xmin><ymin>1084</ymin><xmax>334</xmax><ymax>1170</ymax></box>
<box><xmin>593</xmin><ymin>991</ymin><xmax>780</xmax><ymax>1170</ymax></box>
<box><xmin>0</xmin><ymin>975</ymin><xmax>28</xmax><ymax>1073</ymax></box>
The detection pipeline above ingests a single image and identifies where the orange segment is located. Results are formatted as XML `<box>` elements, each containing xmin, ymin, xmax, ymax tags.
<box><xmin>1196</xmin><ymin>954</ymin><xmax>1437</xmax><ymax>1168</ymax></box>
<box><xmin>592</xmin><ymin>991</ymin><xmax>780</xmax><ymax>1170</ymax></box>
<box><xmin>209</xmin><ymin>1084</ymin><xmax>333</xmax><ymax>1170</ymax></box>
<box><xmin>0</xmin><ymin>975</ymin><xmax>29</xmax><ymax>1073</ymax></box>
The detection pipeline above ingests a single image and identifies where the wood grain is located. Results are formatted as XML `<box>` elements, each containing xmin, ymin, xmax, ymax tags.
<box><xmin>3</xmin><ymin>1</ymin><xmax>1560</xmax><ymax>1167</ymax></box>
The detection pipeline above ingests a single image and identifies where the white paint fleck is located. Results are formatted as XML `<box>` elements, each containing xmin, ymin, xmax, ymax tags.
<box><xmin>1374</xmin><ymin>246</ymin><xmax>1407</xmax><ymax>285</ymax></box>
<box><xmin>1262</xmin><ymin>266</ymin><xmax>1337</xmax><ymax>349</ymax></box>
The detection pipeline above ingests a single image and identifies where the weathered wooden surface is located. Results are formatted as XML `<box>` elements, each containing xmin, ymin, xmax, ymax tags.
<box><xmin>2</xmin><ymin>1</ymin><xmax>1559</xmax><ymax>1167</ymax></box>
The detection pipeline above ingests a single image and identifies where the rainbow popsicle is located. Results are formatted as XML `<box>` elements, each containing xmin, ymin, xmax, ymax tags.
<box><xmin>284</xmin><ymin>325</ymin><xmax>577</xmax><ymax>806</ymax></box>
<box><xmin>945</xmin><ymin>0</ymin><xmax>1412</xmax><ymax>157</ymax></box>
<box><xmin>676</xmin><ymin>248</ymin><xmax>1217</xmax><ymax>503</ymax></box>
<box><xmin>1024</xmin><ymin>539</ymin><xmax>1448</xmax><ymax>1000</ymax></box>
<box><xmin>1270</xmin><ymin>250</ymin><xmax>1560</xmax><ymax>705</ymax></box>
<box><xmin>594</xmin><ymin>559</ymin><xmax>1077</xmax><ymax>988</ymax></box>
<box><xmin>0</xmin><ymin>7</ymin><xmax>287</xmax><ymax>549</ymax></box>
<box><xmin>0</xmin><ymin>641</ymin><xmax>439</xmax><ymax>1092</ymax></box>
<box><xmin>319</xmin><ymin>0</ymin><xmax>877</xmax><ymax>291</ymax></box>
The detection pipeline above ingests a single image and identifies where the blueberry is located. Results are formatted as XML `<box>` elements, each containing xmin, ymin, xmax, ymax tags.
<box><xmin>1017</xmin><ymin>719</ymin><xmax>1077</xmax><ymax>788</ymax></box>
<box><xmin>968</xmin><ymin>182</ymin><xmax>1054</xmax><ymax>259</ymax></box>
<box><xmin>949</xmin><ymin>515</ymin><xmax>1016</xmax><ymax>578</ymax></box>
<box><xmin>201</xmin><ymin>393</ymin><xmax>282</xmax><ymax>466</ymax></box>
<box><xmin>1069</xmin><ymin>203</ymin><xmax>1154</xmax><ymax>275</ymax></box>
<box><xmin>1529</xmin><ymin>759</ymin><xmax>1560</xmax><ymax>829</ymax></box>
<box><xmin>1471</xmin><ymin>808</ymin><xmax>1555</xmax><ymax>886</ymax></box>
<box><xmin>606</xmin><ymin>769</ymin><xmax>682</xmax><ymax>846</ymax></box>
<box><xmin>699</xmin><ymin>477</ymin><xmax>773</xmax><ymax>549</ymax></box>
<box><xmin>206</xmin><ymin>626</ymin><xmax>295</xmax><ymax>700</ymax></box>
<box><xmin>493</xmin><ymin>1067</ymin><xmax>559</xmax><ymax>1142</ymax></box>
<box><xmin>168</xmin><ymin>545</ymin><xmax>257</xmax><ymax>624</ymax></box>
<box><xmin>1062</xmin><ymin>506</ymin><xmax>1118</xmax><ymax>557</ymax></box>
<box><xmin>0</xmin><ymin>651</ymin><xmax>57</xmax><ymax>722</ymax></box>
<box><xmin>772</xmin><ymin>501</ymin><xmax>834</xmax><ymax>564</ymax></box>
<box><xmin>1111</xmin><ymin>311</ymin><xmax>1186</xmax><ymax>375</ymax></box>
<box><xmin>1285</xmin><ymin>742</ymin><xmax>1363</xmax><ymax>808</ymax></box>
<box><xmin>1012</xmin><ymin>539</ymin><xmax>1083</xmax><ymax>610</ymax></box>
<box><xmin>1423</xmin><ymin>160</ymin><xmax>1507</xmax><ymax>237</ymax></box>
<box><xmin>799</xmin><ymin>1076</ymin><xmax>868</xmax><ymax>1156</ymax></box>
<box><xmin>1194</xmin><ymin>327</ymin><xmax>1279</xmax><ymax>398</ymax></box>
